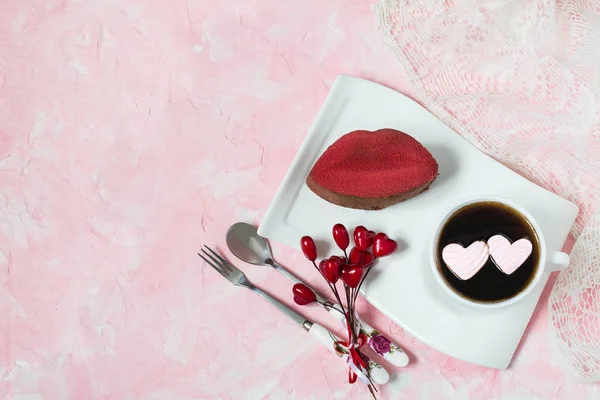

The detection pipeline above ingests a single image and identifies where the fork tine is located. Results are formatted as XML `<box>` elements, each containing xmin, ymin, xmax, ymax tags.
<box><xmin>203</xmin><ymin>245</ymin><xmax>234</xmax><ymax>273</ymax></box>
<box><xmin>198</xmin><ymin>253</ymin><xmax>230</xmax><ymax>278</ymax></box>
<box><xmin>200</xmin><ymin>248</ymin><xmax>232</xmax><ymax>274</ymax></box>
<box><xmin>199</xmin><ymin>248</ymin><xmax>223</xmax><ymax>268</ymax></box>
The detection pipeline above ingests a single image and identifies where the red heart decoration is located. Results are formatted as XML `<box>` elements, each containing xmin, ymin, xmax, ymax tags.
<box><xmin>373</xmin><ymin>233</ymin><xmax>397</xmax><ymax>258</ymax></box>
<box><xmin>348</xmin><ymin>247</ymin><xmax>374</xmax><ymax>267</ymax></box>
<box><xmin>354</xmin><ymin>226</ymin><xmax>375</xmax><ymax>251</ymax></box>
<box><xmin>300</xmin><ymin>236</ymin><xmax>317</xmax><ymax>261</ymax></box>
<box><xmin>320</xmin><ymin>257</ymin><xmax>341</xmax><ymax>283</ymax></box>
<box><xmin>292</xmin><ymin>283</ymin><xmax>316</xmax><ymax>305</ymax></box>
<box><xmin>340</xmin><ymin>265</ymin><xmax>364</xmax><ymax>288</ymax></box>
<box><xmin>332</xmin><ymin>223</ymin><xmax>350</xmax><ymax>250</ymax></box>
<box><xmin>348</xmin><ymin>247</ymin><xmax>362</xmax><ymax>264</ymax></box>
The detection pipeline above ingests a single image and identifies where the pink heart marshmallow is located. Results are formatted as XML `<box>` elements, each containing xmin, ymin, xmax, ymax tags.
<box><xmin>441</xmin><ymin>241</ymin><xmax>489</xmax><ymax>280</ymax></box>
<box><xmin>488</xmin><ymin>235</ymin><xmax>533</xmax><ymax>275</ymax></box>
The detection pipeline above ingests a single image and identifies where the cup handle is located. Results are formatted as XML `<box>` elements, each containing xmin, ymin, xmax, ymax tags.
<box><xmin>547</xmin><ymin>251</ymin><xmax>570</xmax><ymax>272</ymax></box>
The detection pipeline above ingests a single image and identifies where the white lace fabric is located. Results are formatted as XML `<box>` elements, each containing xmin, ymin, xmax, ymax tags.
<box><xmin>374</xmin><ymin>0</ymin><xmax>600</xmax><ymax>381</ymax></box>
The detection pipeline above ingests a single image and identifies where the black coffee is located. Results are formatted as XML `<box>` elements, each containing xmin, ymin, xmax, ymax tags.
<box><xmin>436</xmin><ymin>201</ymin><xmax>540</xmax><ymax>303</ymax></box>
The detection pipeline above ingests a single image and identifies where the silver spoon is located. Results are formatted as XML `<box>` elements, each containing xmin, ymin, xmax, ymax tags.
<box><xmin>226</xmin><ymin>222</ymin><xmax>409</xmax><ymax>367</ymax></box>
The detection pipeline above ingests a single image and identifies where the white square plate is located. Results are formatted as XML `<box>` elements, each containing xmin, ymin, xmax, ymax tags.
<box><xmin>258</xmin><ymin>75</ymin><xmax>578</xmax><ymax>369</ymax></box>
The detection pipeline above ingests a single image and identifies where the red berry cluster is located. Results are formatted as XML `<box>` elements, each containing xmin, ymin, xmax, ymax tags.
<box><xmin>293</xmin><ymin>224</ymin><xmax>397</xmax><ymax>398</ymax></box>
<box><xmin>293</xmin><ymin>224</ymin><xmax>397</xmax><ymax>307</ymax></box>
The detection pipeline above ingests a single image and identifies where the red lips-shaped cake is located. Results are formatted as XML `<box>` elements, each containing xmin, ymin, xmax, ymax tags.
<box><xmin>306</xmin><ymin>129</ymin><xmax>438</xmax><ymax>210</ymax></box>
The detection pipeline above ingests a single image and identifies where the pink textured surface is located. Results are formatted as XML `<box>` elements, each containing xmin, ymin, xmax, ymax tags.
<box><xmin>1</xmin><ymin>1</ymin><xmax>598</xmax><ymax>399</ymax></box>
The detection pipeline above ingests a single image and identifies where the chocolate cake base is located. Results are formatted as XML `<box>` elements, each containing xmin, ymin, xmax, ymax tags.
<box><xmin>306</xmin><ymin>175</ymin><xmax>435</xmax><ymax>210</ymax></box>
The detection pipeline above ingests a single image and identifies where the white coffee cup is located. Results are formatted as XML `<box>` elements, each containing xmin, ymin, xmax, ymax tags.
<box><xmin>430</xmin><ymin>195</ymin><xmax>570</xmax><ymax>309</ymax></box>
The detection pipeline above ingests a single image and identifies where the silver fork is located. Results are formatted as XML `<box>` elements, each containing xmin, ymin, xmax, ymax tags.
<box><xmin>198</xmin><ymin>245</ymin><xmax>390</xmax><ymax>385</ymax></box>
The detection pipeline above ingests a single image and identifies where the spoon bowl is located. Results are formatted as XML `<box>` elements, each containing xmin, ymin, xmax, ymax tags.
<box><xmin>226</xmin><ymin>222</ymin><xmax>274</xmax><ymax>266</ymax></box>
